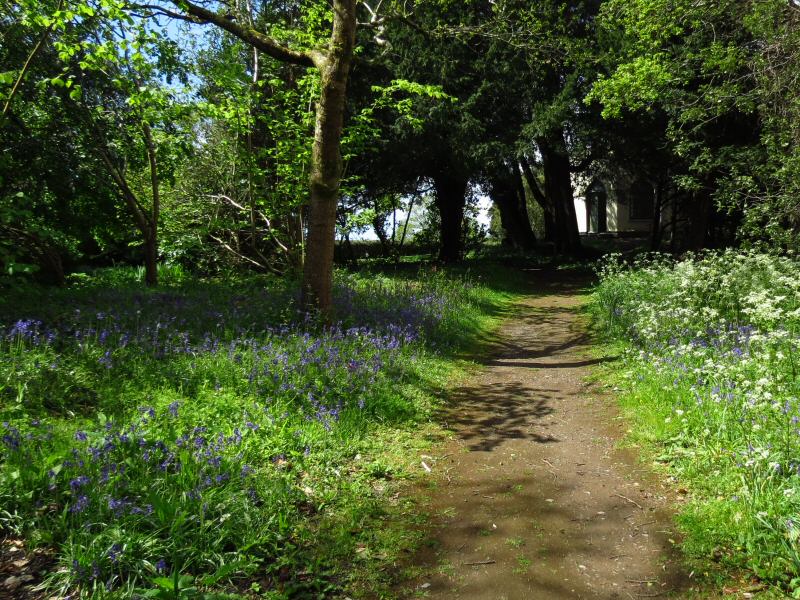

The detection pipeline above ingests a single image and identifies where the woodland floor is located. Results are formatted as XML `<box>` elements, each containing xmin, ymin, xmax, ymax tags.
<box><xmin>398</xmin><ymin>269</ymin><xmax>691</xmax><ymax>599</ymax></box>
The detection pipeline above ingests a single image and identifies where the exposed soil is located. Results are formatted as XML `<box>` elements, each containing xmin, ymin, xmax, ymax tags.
<box><xmin>0</xmin><ymin>537</ymin><xmax>53</xmax><ymax>600</ymax></box>
<box><xmin>400</xmin><ymin>269</ymin><xmax>690</xmax><ymax>599</ymax></box>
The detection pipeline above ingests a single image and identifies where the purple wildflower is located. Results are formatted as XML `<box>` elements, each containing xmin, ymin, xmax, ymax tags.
<box><xmin>70</xmin><ymin>495</ymin><xmax>90</xmax><ymax>513</ymax></box>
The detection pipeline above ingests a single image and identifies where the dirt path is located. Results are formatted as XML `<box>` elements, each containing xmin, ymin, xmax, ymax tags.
<box><xmin>401</xmin><ymin>271</ymin><xmax>688</xmax><ymax>599</ymax></box>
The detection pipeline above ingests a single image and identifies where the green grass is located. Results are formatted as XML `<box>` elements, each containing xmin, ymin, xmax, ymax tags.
<box><xmin>0</xmin><ymin>260</ymin><xmax>523</xmax><ymax>598</ymax></box>
<box><xmin>591</xmin><ymin>250</ymin><xmax>800</xmax><ymax>597</ymax></box>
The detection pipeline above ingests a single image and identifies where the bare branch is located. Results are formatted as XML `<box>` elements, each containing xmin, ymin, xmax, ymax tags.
<box><xmin>206</xmin><ymin>193</ymin><xmax>292</xmax><ymax>254</ymax></box>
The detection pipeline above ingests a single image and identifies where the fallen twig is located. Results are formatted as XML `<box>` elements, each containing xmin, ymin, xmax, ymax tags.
<box><xmin>634</xmin><ymin>520</ymin><xmax>656</xmax><ymax>528</ymax></box>
<box><xmin>614</xmin><ymin>493</ymin><xmax>644</xmax><ymax>509</ymax></box>
<box><xmin>463</xmin><ymin>559</ymin><xmax>496</xmax><ymax>566</ymax></box>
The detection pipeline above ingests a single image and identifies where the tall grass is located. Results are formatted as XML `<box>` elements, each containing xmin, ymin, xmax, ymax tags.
<box><xmin>593</xmin><ymin>251</ymin><xmax>800</xmax><ymax>594</ymax></box>
<box><xmin>0</xmin><ymin>265</ymin><xmax>514</xmax><ymax>598</ymax></box>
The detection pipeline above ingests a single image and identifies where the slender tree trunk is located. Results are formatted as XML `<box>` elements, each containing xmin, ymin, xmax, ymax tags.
<box><xmin>371</xmin><ymin>204</ymin><xmax>390</xmax><ymax>254</ymax></box>
<box><xmin>2</xmin><ymin>0</ymin><xmax>64</xmax><ymax>117</ymax></box>
<box><xmin>650</xmin><ymin>177</ymin><xmax>664</xmax><ymax>251</ymax></box>
<box><xmin>397</xmin><ymin>193</ymin><xmax>415</xmax><ymax>257</ymax></box>
<box><xmin>300</xmin><ymin>0</ymin><xmax>357</xmax><ymax>313</ymax></box>
<box><xmin>433</xmin><ymin>173</ymin><xmax>468</xmax><ymax>263</ymax></box>
<box><xmin>142</xmin><ymin>122</ymin><xmax>160</xmax><ymax>286</ymax></box>
<box><xmin>537</xmin><ymin>131</ymin><xmax>581</xmax><ymax>254</ymax></box>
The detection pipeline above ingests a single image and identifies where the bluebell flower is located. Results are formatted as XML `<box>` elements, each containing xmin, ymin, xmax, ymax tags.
<box><xmin>70</xmin><ymin>475</ymin><xmax>90</xmax><ymax>490</ymax></box>
<box><xmin>108</xmin><ymin>543</ymin><xmax>123</xmax><ymax>564</ymax></box>
<box><xmin>70</xmin><ymin>495</ymin><xmax>90</xmax><ymax>513</ymax></box>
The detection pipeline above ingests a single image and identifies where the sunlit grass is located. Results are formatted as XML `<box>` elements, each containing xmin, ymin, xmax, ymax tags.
<box><xmin>0</xmin><ymin>263</ymin><xmax>519</xmax><ymax>598</ymax></box>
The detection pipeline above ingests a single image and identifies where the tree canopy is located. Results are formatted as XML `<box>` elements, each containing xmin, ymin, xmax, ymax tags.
<box><xmin>2</xmin><ymin>0</ymin><xmax>799</xmax><ymax>302</ymax></box>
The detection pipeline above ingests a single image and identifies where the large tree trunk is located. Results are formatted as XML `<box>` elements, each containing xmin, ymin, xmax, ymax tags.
<box><xmin>300</xmin><ymin>0</ymin><xmax>357</xmax><ymax>313</ymax></box>
<box><xmin>172</xmin><ymin>0</ymin><xmax>357</xmax><ymax>313</ymax></box>
<box><xmin>433</xmin><ymin>173</ymin><xmax>468</xmax><ymax>263</ymax></box>
<box><xmin>537</xmin><ymin>130</ymin><xmax>581</xmax><ymax>254</ymax></box>
<box><xmin>520</xmin><ymin>156</ymin><xmax>556</xmax><ymax>242</ymax></box>
<box><xmin>489</xmin><ymin>163</ymin><xmax>537</xmax><ymax>250</ymax></box>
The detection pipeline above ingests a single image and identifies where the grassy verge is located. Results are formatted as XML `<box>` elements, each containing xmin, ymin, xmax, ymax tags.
<box><xmin>591</xmin><ymin>251</ymin><xmax>800</xmax><ymax>598</ymax></box>
<box><xmin>0</xmin><ymin>260</ymin><xmax>524</xmax><ymax>599</ymax></box>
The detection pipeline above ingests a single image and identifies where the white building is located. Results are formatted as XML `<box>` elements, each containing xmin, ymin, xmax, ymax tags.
<box><xmin>573</xmin><ymin>178</ymin><xmax>658</xmax><ymax>235</ymax></box>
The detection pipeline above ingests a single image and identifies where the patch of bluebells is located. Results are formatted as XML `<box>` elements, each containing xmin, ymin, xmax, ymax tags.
<box><xmin>0</xmin><ymin>279</ymin><xmax>435</xmax><ymax>420</ymax></box>
<box><xmin>1</xmin><ymin>404</ymin><xmax>294</xmax><ymax>593</ymax></box>
<box><xmin>0</xmin><ymin>270</ymin><xmax>481</xmax><ymax>594</ymax></box>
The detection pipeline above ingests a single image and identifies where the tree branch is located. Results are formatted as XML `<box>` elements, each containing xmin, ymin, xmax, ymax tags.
<box><xmin>2</xmin><ymin>0</ymin><xmax>64</xmax><ymax>117</ymax></box>
<box><xmin>139</xmin><ymin>1</ymin><xmax>324</xmax><ymax>67</ymax></box>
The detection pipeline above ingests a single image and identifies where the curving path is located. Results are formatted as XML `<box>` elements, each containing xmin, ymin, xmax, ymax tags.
<box><xmin>401</xmin><ymin>270</ymin><xmax>688</xmax><ymax>599</ymax></box>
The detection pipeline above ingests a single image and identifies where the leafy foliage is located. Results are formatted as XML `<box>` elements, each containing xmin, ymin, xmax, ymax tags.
<box><xmin>595</xmin><ymin>252</ymin><xmax>800</xmax><ymax>592</ymax></box>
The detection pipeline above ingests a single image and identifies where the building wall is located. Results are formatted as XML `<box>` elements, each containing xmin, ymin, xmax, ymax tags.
<box><xmin>574</xmin><ymin>196</ymin><xmax>589</xmax><ymax>233</ymax></box>
<box><xmin>608</xmin><ymin>191</ymin><xmax>652</xmax><ymax>233</ymax></box>
<box><xmin>573</xmin><ymin>178</ymin><xmax>656</xmax><ymax>234</ymax></box>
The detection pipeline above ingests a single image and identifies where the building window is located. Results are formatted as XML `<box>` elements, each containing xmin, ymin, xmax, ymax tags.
<box><xmin>629</xmin><ymin>179</ymin><xmax>655</xmax><ymax>220</ymax></box>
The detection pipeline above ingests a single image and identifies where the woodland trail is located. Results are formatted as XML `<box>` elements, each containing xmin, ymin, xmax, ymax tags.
<box><xmin>400</xmin><ymin>269</ymin><xmax>689</xmax><ymax>599</ymax></box>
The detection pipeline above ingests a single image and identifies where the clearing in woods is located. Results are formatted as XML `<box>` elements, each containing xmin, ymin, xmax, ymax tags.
<box><xmin>400</xmin><ymin>269</ymin><xmax>690</xmax><ymax>599</ymax></box>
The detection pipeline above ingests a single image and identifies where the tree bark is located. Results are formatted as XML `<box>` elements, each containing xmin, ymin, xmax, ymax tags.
<box><xmin>433</xmin><ymin>173</ymin><xmax>468</xmax><ymax>263</ymax></box>
<box><xmin>142</xmin><ymin>122</ymin><xmax>160</xmax><ymax>286</ymax></box>
<box><xmin>299</xmin><ymin>0</ymin><xmax>356</xmax><ymax>313</ymax></box>
<box><xmin>489</xmin><ymin>163</ymin><xmax>536</xmax><ymax>250</ymax></box>
<box><xmin>537</xmin><ymin>131</ymin><xmax>581</xmax><ymax>254</ymax></box>
<box><xmin>520</xmin><ymin>156</ymin><xmax>556</xmax><ymax>242</ymax></box>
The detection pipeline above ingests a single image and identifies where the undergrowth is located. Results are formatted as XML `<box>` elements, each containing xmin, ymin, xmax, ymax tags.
<box><xmin>0</xmin><ymin>262</ymin><xmax>520</xmax><ymax>598</ymax></box>
<box><xmin>593</xmin><ymin>250</ymin><xmax>800</xmax><ymax>597</ymax></box>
